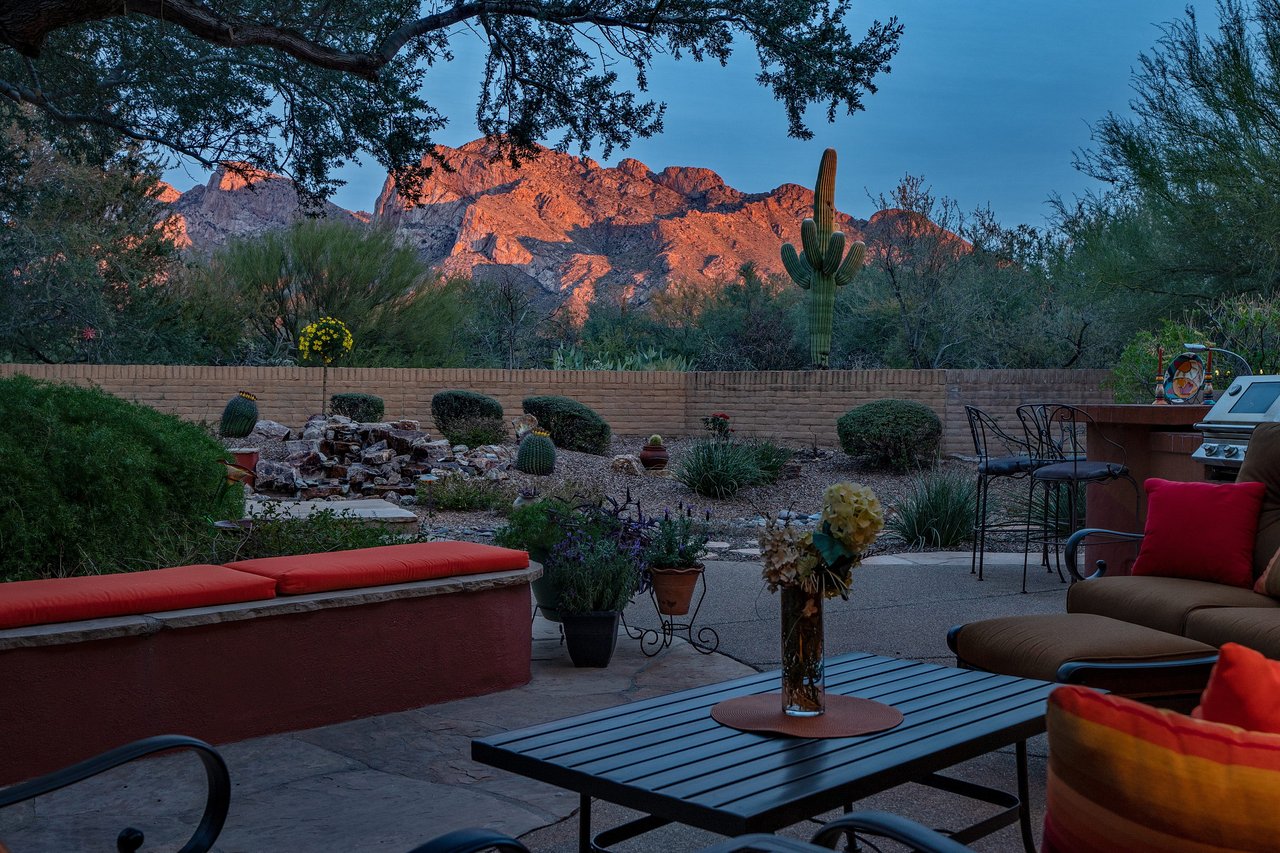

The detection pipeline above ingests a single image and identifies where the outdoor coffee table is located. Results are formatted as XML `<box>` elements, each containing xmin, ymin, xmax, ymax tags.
<box><xmin>472</xmin><ymin>652</ymin><xmax>1058</xmax><ymax>853</ymax></box>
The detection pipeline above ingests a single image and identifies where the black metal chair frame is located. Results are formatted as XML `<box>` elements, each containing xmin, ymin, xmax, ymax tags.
<box><xmin>693</xmin><ymin>811</ymin><xmax>975</xmax><ymax>852</ymax></box>
<box><xmin>1017</xmin><ymin>404</ymin><xmax>1140</xmax><ymax>593</ymax></box>
<box><xmin>964</xmin><ymin>405</ymin><xmax>1038</xmax><ymax>583</ymax></box>
<box><xmin>0</xmin><ymin>735</ymin><xmax>230</xmax><ymax>853</ymax></box>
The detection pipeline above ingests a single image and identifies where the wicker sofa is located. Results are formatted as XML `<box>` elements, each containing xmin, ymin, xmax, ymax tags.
<box><xmin>948</xmin><ymin>422</ymin><xmax>1280</xmax><ymax>704</ymax></box>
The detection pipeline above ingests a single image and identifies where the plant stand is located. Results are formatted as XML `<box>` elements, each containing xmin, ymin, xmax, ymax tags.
<box><xmin>622</xmin><ymin>570</ymin><xmax>720</xmax><ymax>657</ymax></box>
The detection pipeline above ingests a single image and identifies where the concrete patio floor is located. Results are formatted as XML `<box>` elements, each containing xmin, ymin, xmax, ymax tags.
<box><xmin>0</xmin><ymin>551</ymin><xmax>1069</xmax><ymax>852</ymax></box>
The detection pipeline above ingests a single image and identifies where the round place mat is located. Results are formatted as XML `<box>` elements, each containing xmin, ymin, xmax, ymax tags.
<box><xmin>711</xmin><ymin>693</ymin><xmax>903</xmax><ymax>738</ymax></box>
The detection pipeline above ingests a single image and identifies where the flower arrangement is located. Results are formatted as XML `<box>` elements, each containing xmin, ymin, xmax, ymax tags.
<box><xmin>298</xmin><ymin>316</ymin><xmax>354</xmax><ymax>365</ymax></box>
<box><xmin>760</xmin><ymin>482</ymin><xmax>884</xmax><ymax>599</ymax></box>
<box><xmin>702</xmin><ymin>412</ymin><xmax>733</xmax><ymax>438</ymax></box>
<box><xmin>760</xmin><ymin>482</ymin><xmax>884</xmax><ymax>716</ymax></box>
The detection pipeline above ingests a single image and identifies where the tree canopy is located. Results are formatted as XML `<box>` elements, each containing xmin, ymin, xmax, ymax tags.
<box><xmin>0</xmin><ymin>0</ymin><xmax>901</xmax><ymax>201</ymax></box>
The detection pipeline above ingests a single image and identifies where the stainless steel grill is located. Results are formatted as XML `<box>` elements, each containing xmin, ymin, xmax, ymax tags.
<box><xmin>1193</xmin><ymin>375</ymin><xmax>1280</xmax><ymax>476</ymax></box>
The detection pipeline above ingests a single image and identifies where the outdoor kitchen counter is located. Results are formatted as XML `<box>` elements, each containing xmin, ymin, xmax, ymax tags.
<box><xmin>1077</xmin><ymin>404</ymin><xmax>1210</xmax><ymax>575</ymax></box>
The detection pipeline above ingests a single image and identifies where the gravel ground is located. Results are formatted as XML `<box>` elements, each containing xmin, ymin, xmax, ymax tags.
<box><xmin>225</xmin><ymin>427</ymin><xmax>999</xmax><ymax>552</ymax></box>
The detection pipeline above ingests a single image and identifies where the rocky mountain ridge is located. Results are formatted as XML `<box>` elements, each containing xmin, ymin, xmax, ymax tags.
<box><xmin>160</xmin><ymin>139</ymin><xmax>963</xmax><ymax>315</ymax></box>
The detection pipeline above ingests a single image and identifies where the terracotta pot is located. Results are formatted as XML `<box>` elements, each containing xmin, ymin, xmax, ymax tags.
<box><xmin>638</xmin><ymin>443</ymin><xmax>669</xmax><ymax>470</ymax></box>
<box><xmin>561</xmin><ymin>611</ymin><xmax>620</xmax><ymax>667</ymax></box>
<box><xmin>229</xmin><ymin>448</ymin><xmax>260</xmax><ymax>476</ymax></box>
<box><xmin>649</xmin><ymin>565</ymin><xmax>704</xmax><ymax>616</ymax></box>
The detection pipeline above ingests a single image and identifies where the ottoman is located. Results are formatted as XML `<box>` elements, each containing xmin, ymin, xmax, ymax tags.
<box><xmin>948</xmin><ymin>613</ymin><xmax>1218</xmax><ymax>707</ymax></box>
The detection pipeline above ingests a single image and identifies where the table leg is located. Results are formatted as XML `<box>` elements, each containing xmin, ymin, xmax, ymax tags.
<box><xmin>1016</xmin><ymin>740</ymin><xmax>1036</xmax><ymax>853</ymax></box>
<box><xmin>579</xmin><ymin>794</ymin><xmax>591</xmax><ymax>853</ymax></box>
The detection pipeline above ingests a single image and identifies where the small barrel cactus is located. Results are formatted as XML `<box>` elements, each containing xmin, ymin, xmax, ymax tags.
<box><xmin>219</xmin><ymin>391</ymin><xmax>259</xmax><ymax>438</ymax></box>
<box><xmin>516</xmin><ymin>429</ymin><xmax>556</xmax><ymax>475</ymax></box>
<box><xmin>647</xmin><ymin>434</ymin><xmax>663</xmax><ymax>446</ymax></box>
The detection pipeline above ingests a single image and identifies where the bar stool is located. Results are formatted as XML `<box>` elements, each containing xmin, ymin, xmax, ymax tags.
<box><xmin>1017</xmin><ymin>404</ymin><xmax>1139</xmax><ymax>593</ymax></box>
<box><xmin>964</xmin><ymin>405</ymin><xmax>1038</xmax><ymax>582</ymax></box>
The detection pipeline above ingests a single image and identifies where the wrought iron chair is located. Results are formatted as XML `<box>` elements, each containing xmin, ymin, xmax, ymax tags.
<box><xmin>693</xmin><ymin>811</ymin><xmax>973</xmax><ymax>852</ymax></box>
<box><xmin>964</xmin><ymin>405</ymin><xmax>1039</xmax><ymax>582</ymax></box>
<box><xmin>1017</xmin><ymin>404</ymin><xmax>1139</xmax><ymax>592</ymax></box>
<box><xmin>0</xmin><ymin>735</ymin><xmax>230</xmax><ymax>853</ymax></box>
<box><xmin>405</xmin><ymin>828</ymin><xmax>531</xmax><ymax>852</ymax></box>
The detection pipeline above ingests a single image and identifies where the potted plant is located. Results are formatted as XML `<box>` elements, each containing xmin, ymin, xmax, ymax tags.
<box><xmin>644</xmin><ymin>510</ymin><xmax>709</xmax><ymax>616</ymax></box>
<box><xmin>551</xmin><ymin>531</ymin><xmax>642</xmax><ymax>667</ymax></box>
<box><xmin>494</xmin><ymin>500</ymin><xmax>566</xmax><ymax>621</ymax></box>
<box><xmin>638</xmin><ymin>434</ymin><xmax>669</xmax><ymax>470</ymax></box>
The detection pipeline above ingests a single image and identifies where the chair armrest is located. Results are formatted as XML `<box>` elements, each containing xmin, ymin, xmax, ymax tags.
<box><xmin>809</xmin><ymin>811</ymin><xmax>974</xmax><ymax>852</ymax></box>
<box><xmin>0</xmin><ymin>734</ymin><xmax>229</xmax><ymax>853</ymax></box>
<box><xmin>1064</xmin><ymin>528</ymin><xmax>1146</xmax><ymax>581</ymax></box>
<box><xmin>404</xmin><ymin>828</ymin><xmax>531</xmax><ymax>853</ymax></box>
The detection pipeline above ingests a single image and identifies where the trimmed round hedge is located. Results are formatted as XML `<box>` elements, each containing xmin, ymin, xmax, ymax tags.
<box><xmin>522</xmin><ymin>395</ymin><xmax>611</xmax><ymax>455</ymax></box>
<box><xmin>330</xmin><ymin>392</ymin><xmax>384</xmax><ymax>423</ymax></box>
<box><xmin>0</xmin><ymin>375</ymin><xmax>243</xmax><ymax>581</ymax></box>
<box><xmin>431</xmin><ymin>389</ymin><xmax>504</xmax><ymax>445</ymax></box>
<box><xmin>836</xmin><ymin>399</ymin><xmax>942</xmax><ymax>472</ymax></box>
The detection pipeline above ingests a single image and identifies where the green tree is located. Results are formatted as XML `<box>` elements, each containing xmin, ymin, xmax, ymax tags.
<box><xmin>0</xmin><ymin>2</ymin><xmax>902</xmax><ymax>201</ymax></box>
<box><xmin>1071</xmin><ymin>0</ymin><xmax>1280</xmax><ymax>300</ymax></box>
<box><xmin>193</xmin><ymin>220</ymin><xmax>471</xmax><ymax>366</ymax></box>
<box><xmin>692</xmin><ymin>263</ymin><xmax>807</xmax><ymax>370</ymax></box>
<box><xmin>0</xmin><ymin>127</ymin><xmax>180</xmax><ymax>363</ymax></box>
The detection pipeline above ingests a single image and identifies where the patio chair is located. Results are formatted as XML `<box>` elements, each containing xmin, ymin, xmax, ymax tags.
<box><xmin>0</xmin><ymin>734</ymin><xmax>229</xmax><ymax>853</ymax></box>
<box><xmin>964</xmin><ymin>405</ymin><xmax>1038</xmax><ymax>582</ymax></box>
<box><xmin>1017</xmin><ymin>403</ymin><xmax>1138</xmax><ymax>592</ymax></box>
<box><xmin>404</xmin><ymin>828</ymin><xmax>531</xmax><ymax>852</ymax></box>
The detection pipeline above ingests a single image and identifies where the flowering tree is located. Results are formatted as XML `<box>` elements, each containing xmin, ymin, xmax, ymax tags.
<box><xmin>298</xmin><ymin>316</ymin><xmax>353</xmax><ymax>415</ymax></box>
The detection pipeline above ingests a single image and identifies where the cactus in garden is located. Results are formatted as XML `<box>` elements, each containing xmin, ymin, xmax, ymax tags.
<box><xmin>780</xmin><ymin>148</ymin><xmax>866</xmax><ymax>369</ymax></box>
<box><xmin>219</xmin><ymin>391</ymin><xmax>259</xmax><ymax>438</ymax></box>
<box><xmin>516</xmin><ymin>429</ymin><xmax>556</xmax><ymax>475</ymax></box>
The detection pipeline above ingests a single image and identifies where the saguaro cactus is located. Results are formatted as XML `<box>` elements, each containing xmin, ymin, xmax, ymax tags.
<box><xmin>780</xmin><ymin>149</ymin><xmax>866</xmax><ymax>369</ymax></box>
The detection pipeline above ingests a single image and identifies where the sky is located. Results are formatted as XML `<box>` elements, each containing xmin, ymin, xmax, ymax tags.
<box><xmin>166</xmin><ymin>1</ymin><xmax>1201</xmax><ymax>228</ymax></box>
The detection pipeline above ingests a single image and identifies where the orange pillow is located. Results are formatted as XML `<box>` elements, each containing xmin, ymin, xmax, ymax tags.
<box><xmin>1193</xmin><ymin>642</ymin><xmax>1280</xmax><ymax>734</ymax></box>
<box><xmin>226</xmin><ymin>541</ymin><xmax>530</xmax><ymax>594</ymax></box>
<box><xmin>1043</xmin><ymin>685</ymin><xmax>1280</xmax><ymax>853</ymax></box>
<box><xmin>1131</xmin><ymin>478</ymin><xmax>1265</xmax><ymax>588</ymax></box>
<box><xmin>0</xmin><ymin>565</ymin><xmax>278</xmax><ymax>630</ymax></box>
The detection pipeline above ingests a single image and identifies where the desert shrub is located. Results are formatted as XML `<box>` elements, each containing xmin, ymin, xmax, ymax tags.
<box><xmin>886</xmin><ymin>469</ymin><xmax>976</xmax><ymax>550</ymax></box>
<box><xmin>212</xmin><ymin>504</ymin><xmax>419</xmax><ymax>562</ymax></box>
<box><xmin>417</xmin><ymin>472</ymin><xmax>512</xmax><ymax>512</ymax></box>
<box><xmin>329</xmin><ymin>392</ymin><xmax>385</xmax><ymax>423</ymax></box>
<box><xmin>442</xmin><ymin>415</ymin><xmax>508</xmax><ymax>447</ymax></box>
<box><xmin>432</xmin><ymin>390</ymin><xmax>504</xmax><ymax>442</ymax></box>
<box><xmin>522</xmin><ymin>395</ymin><xmax>612</xmax><ymax>455</ymax></box>
<box><xmin>746</xmin><ymin>438</ymin><xmax>794</xmax><ymax>486</ymax></box>
<box><xmin>675</xmin><ymin>438</ymin><xmax>762</xmax><ymax>499</ymax></box>
<box><xmin>837</xmin><ymin>400</ymin><xmax>942</xmax><ymax>472</ymax></box>
<box><xmin>0</xmin><ymin>375</ymin><xmax>243</xmax><ymax>581</ymax></box>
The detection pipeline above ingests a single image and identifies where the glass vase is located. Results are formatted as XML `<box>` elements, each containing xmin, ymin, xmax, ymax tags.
<box><xmin>780</xmin><ymin>586</ymin><xmax>825</xmax><ymax>716</ymax></box>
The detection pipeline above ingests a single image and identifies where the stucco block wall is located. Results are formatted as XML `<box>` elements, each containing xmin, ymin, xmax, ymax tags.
<box><xmin>0</xmin><ymin>364</ymin><xmax>1113</xmax><ymax>454</ymax></box>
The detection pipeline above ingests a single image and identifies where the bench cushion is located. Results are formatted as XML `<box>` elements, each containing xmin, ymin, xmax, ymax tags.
<box><xmin>1184</xmin><ymin>608</ymin><xmax>1280</xmax><ymax>660</ymax></box>
<box><xmin>1067</xmin><ymin>575</ymin><xmax>1277</xmax><ymax>635</ymax></box>
<box><xmin>0</xmin><ymin>565</ymin><xmax>278</xmax><ymax>630</ymax></box>
<box><xmin>226</xmin><ymin>541</ymin><xmax>530</xmax><ymax>594</ymax></box>
<box><xmin>953</xmin><ymin>613</ymin><xmax>1215</xmax><ymax>686</ymax></box>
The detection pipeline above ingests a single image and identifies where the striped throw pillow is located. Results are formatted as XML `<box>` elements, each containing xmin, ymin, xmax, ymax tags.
<box><xmin>1044</xmin><ymin>685</ymin><xmax>1280</xmax><ymax>853</ymax></box>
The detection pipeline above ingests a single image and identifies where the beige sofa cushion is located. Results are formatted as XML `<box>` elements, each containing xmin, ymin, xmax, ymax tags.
<box><xmin>1237</xmin><ymin>421</ymin><xmax>1280</xmax><ymax>580</ymax></box>
<box><xmin>953</xmin><ymin>613</ymin><xmax>1216</xmax><ymax>692</ymax></box>
<box><xmin>1184</xmin><ymin>608</ymin><xmax>1280</xmax><ymax>659</ymax></box>
<box><xmin>1067</xmin><ymin>575</ymin><xmax>1277</xmax><ymax>635</ymax></box>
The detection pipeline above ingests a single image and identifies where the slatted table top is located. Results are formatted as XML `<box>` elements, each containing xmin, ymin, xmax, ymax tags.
<box><xmin>472</xmin><ymin>652</ymin><xmax>1058</xmax><ymax>837</ymax></box>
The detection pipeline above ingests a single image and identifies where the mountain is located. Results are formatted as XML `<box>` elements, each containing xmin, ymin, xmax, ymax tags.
<box><xmin>159</xmin><ymin>139</ymin><xmax>964</xmax><ymax>317</ymax></box>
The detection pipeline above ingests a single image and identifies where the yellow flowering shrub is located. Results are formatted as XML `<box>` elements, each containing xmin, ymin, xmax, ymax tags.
<box><xmin>298</xmin><ymin>316</ymin><xmax>354</xmax><ymax>365</ymax></box>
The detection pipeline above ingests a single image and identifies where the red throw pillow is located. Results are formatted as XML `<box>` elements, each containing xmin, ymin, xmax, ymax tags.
<box><xmin>1131</xmin><ymin>478</ymin><xmax>1265</xmax><ymax>588</ymax></box>
<box><xmin>1193</xmin><ymin>642</ymin><xmax>1280</xmax><ymax>733</ymax></box>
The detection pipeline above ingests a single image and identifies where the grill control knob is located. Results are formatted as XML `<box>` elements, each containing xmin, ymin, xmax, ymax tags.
<box><xmin>1203</xmin><ymin>444</ymin><xmax>1220</xmax><ymax>455</ymax></box>
<box><xmin>1224</xmin><ymin>445</ymin><xmax>1241</xmax><ymax>458</ymax></box>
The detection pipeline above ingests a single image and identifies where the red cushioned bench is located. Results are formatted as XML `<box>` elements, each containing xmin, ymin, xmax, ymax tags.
<box><xmin>0</xmin><ymin>542</ymin><xmax>538</xmax><ymax>785</ymax></box>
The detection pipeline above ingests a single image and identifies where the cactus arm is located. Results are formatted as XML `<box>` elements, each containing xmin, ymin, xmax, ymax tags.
<box><xmin>781</xmin><ymin>243</ymin><xmax>812</xmax><ymax>289</ymax></box>
<box><xmin>799</xmin><ymin>218</ymin><xmax>824</xmax><ymax>265</ymax></box>
<box><xmin>835</xmin><ymin>241</ymin><xmax>867</xmax><ymax>286</ymax></box>
<box><xmin>822</xmin><ymin>231</ymin><xmax>845</xmax><ymax>275</ymax></box>
<box><xmin>814</xmin><ymin>149</ymin><xmax>837</xmax><ymax>234</ymax></box>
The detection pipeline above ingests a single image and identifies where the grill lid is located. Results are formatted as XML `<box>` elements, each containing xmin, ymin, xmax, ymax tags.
<box><xmin>1193</xmin><ymin>375</ymin><xmax>1280</xmax><ymax>468</ymax></box>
